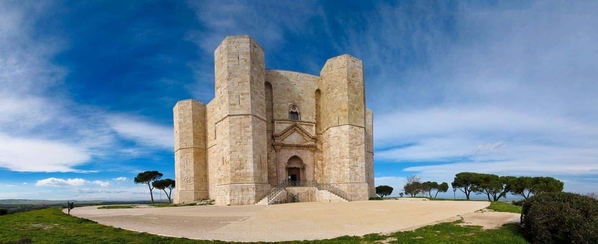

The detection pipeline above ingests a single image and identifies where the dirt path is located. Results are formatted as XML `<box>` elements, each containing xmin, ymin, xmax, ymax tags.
<box><xmin>68</xmin><ymin>200</ymin><xmax>517</xmax><ymax>242</ymax></box>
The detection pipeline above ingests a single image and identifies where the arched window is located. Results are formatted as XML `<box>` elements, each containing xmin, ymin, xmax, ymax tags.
<box><xmin>289</xmin><ymin>104</ymin><xmax>300</xmax><ymax>120</ymax></box>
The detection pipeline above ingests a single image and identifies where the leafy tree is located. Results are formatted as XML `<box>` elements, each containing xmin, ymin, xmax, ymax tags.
<box><xmin>404</xmin><ymin>181</ymin><xmax>423</xmax><ymax>197</ymax></box>
<box><xmin>399</xmin><ymin>192</ymin><xmax>404</xmax><ymax>197</ymax></box>
<box><xmin>451</xmin><ymin>172</ymin><xmax>479</xmax><ymax>200</ymax></box>
<box><xmin>531</xmin><ymin>176</ymin><xmax>564</xmax><ymax>195</ymax></box>
<box><xmin>421</xmin><ymin>181</ymin><xmax>437</xmax><ymax>197</ymax></box>
<box><xmin>420</xmin><ymin>181</ymin><xmax>450</xmax><ymax>198</ymax></box>
<box><xmin>472</xmin><ymin>173</ymin><xmax>505</xmax><ymax>201</ymax></box>
<box><xmin>435</xmin><ymin>182</ymin><xmax>449</xmax><ymax>198</ymax></box>
<box><xmin>134</xmin><ymin>171</ymin><xmax>163</xmax><ymax>204</ymax></box>
<box><xmin>152</xmin><ymin>179</ymin><xmax>175</xmax><ymax>203</ymax></box>
<box><xmin>510</xmin><ymin>176</ymin><xmax>564</xmax><ymax>199</ymax></box>
<box><xmin>509</xmin><ymin>176</ymin><xmax>534</xmax><ymax>199</ymax></box>
<box><xmin>375</xmin><ymin>185</ymin><xmax>393</xmax><ymax>198</ymax></box>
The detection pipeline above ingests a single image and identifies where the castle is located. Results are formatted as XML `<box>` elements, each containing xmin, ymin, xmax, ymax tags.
<box><xmin>173</xmin><ymin>35</ymin><xmax>374</xmax><ymax>205</ymax></box>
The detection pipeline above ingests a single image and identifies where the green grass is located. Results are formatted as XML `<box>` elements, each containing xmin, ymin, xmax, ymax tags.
<box><xmin>152</xmin><ymin>202</ymin><xmax>198</xmax><ymax>207</ymax></box>
<box><xmin>97</xmin><ymin>205</ymin><xmax>136</xmax><ymax>209</ymax></box>
<box><xmin>0</xmin><ymin>207</ymin><xmax>528</xmax><ymax>244</ymax></box>
<box><xmin>486</xmin><ymin>201</ymin><xmax>522</xmax><ymax>214</ymax></box>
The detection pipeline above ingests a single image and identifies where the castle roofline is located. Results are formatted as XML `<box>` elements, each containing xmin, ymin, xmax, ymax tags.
<box><xmin>266</xmin><ymin>69</ymin><xmax>320</xmax><ymax>78</ymax></box>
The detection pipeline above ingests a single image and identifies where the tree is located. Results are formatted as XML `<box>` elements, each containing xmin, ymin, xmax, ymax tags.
<box><xmin>473</xmin><ymin>173</ymin><xmax>505</xmax><ymax>201</ymax></box>
<box><xmin>399</xmin><ymin>192</ymin><xmax>404</xmax><ymax>197</ymax></box>
<box><xmin>435</xmin><ymin>182</ymin><xmax>449</xmax><ymax>198</ymax></box>
<box><xmin>153</xmin><ymin>179</ymin><xmax>176</xmax><ymax>203</ymax></box>
<box><xmin>451</xmin><ymin>172</ymin><xmax>479</xmax><ymax>200</ymax></box>
<box><xmin>404</xmin><ymin>181</ymin><xmax>423</xmax><ymax>197</ymax></box>
<box><xmin>404</xmin><ymin>175</ymin><xmax>423</xmax><ymax>197</ymax></box>
<box><xmin>421</xmin><ymin>181</ymin><xmax>437</xmax><ymax>197</ymax></box>
<box><xmin>134</xmin><ymin>171</ymin><xmax>163</xmax><ymax>204</ymax></box>
<box><xmin>375</xmin><ymin>185</ymin><xmax>394</xmax><ymax>198</ymax></box>
<box><xmin>510</xmin><ymin>176</ymin><xmax>564</xmax><ymax>199</ymax></box>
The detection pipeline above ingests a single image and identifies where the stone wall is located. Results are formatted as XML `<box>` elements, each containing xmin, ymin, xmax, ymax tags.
<box><xmin>317</xmin><ymin>55</ymin><xmax>369</xmax><ymax>201</ymax></box>
<box><xmin>209</xmin><ymin>35</ymin><xmax>270</xmax><ymax>205</ymax></box>
<box><xmin>366</xmin><ymin>109</ymin><xmax>375</xmax><ymax>197</ymax></box>
<box><xmin>174</xmin><ymin>35</ymin><xmax>373</xmax><ymax>205</ymax></box>
<box><xmin>173</xmin><ymin>100</ymin><xmax>208</xmax><ymax>203</ymax></box>
<box><xmin>266</xmin><ymin>70</ymin><xmax>319</xmax><ymax>122</ymax></box>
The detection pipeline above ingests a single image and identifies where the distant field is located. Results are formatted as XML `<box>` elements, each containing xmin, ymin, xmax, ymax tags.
<box><xmin>0</xmin><ymin>204</ymin><xmax>528</xmax><ymax>243</ymax></box>
<box><xmin>0</xmin><ymin>199</ymin><xmax>167</xmax><ymax>214</ymax></box>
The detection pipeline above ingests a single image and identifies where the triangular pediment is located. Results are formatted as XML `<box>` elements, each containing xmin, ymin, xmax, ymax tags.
<box><xmin>273</xmin><ymin>122</ymin><xmax>316</xmax><ymax>146</ymax></box>
<box><xmin>283</xmin><ymin>131</ymin><xmax>309</xmax><ymax>144</ymax></box>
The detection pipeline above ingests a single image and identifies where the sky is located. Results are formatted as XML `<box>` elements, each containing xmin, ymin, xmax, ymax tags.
<box><xmin>1</xmin><ymin>0</ymin><xmax>597</xmax><ymax>200</ymax></box>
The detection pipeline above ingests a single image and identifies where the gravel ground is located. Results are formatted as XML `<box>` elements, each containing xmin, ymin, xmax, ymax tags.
<box><xmin>68</xmin><ymin>199</ymin><xmax>517</xmax><ymax>242</ymax></box>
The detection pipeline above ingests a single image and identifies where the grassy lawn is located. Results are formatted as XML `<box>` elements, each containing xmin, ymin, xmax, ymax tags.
<box><xmin>97</xmin><ymin>205</ymin><xmax>136</xmax><ymax>209</ymax></box>
<box><xmin>0</xmin><ymin>207</ymin><xmax>528</xmax><ymax>244</ymax></box>
<box><xmin>486</xmin><ymin>201</ymin><xmax>522</xmax><ymax>214</ymax></box>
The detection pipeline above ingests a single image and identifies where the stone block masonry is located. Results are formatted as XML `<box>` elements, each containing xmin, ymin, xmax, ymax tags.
<box><xmin>174</xmin><ymin>35</ymin><xmax>374</xmax><ymax>205</ymax></box>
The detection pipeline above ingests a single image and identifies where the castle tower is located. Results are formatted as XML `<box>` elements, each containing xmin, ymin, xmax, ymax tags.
<box><xmin>173</xmin><ymin>99</ymin><xmax>208</xmax><ymax>203</ymax></box>
<box><xmin>318</xmin><ymin>55</ymin><xmax>370</xmax><ymax>201</ymax></box>
<box><xmin>205</xmin><ymin>35</ymin><xmax>270</xmax><ymax>205</ymax></box>
<box><xmin>174</xmin><ymin>35</ymin><xmax>374</xmax><ymax>205</ymax></box>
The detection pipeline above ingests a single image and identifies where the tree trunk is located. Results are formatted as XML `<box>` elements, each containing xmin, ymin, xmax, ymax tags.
<box><xmin>147</xmin><ymin>183</ymin><xmax>154</xmax><ymax>204</ymax></box>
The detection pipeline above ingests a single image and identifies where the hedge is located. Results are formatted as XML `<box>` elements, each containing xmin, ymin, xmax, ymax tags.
<box><xmin>521</xmin><ymin>192</ymin><xmax>598</xmax><ymax>243</ymax></box>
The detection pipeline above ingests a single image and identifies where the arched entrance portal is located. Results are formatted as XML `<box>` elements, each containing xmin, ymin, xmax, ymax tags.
<box><xmin>286</xmin><ymin>156</ymin><xmax>305</xmax><ymax>185</ymax></box>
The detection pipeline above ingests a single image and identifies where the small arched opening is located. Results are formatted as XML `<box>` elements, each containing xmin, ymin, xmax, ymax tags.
<box><xmin>286</xmin><ymin>155</ymin><xmax>305</xmax><ymax>185</ymax></box>
<box><xmin>289</xmin><ymin>104</ymin><xmax>300</xmax><ymax>121</ymax></box>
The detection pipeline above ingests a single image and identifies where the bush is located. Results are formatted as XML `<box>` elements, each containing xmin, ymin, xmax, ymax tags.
<box><xmin>511</xmin><ymin>199</ymin><xmax>525</xmax><ymax>206</ymax></box>
<box><xmin>0</xmin><ymin>208</ymin><xmax>7</xmax><ymax>215</ymax></box>
<box><xmin>369</xmin><ymin>197</ymin><xmax>383</xmax><ymax>200</ymax></box>
<box><xmin>521</xmin><ymin>192</ymin><xmax>598</xmax><ymax>243</ymax></box>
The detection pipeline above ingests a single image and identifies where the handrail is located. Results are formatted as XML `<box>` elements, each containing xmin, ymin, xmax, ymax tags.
<box><xmin>259</xmin><ymin>180</ymin><xmax>350</xmax><ymax>204</ymax></box>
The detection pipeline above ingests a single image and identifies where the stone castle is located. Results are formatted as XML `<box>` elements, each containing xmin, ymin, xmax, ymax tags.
<box><xmin>173</xmin><ymin>35</ymin><xmax>374</xmax><ymax>206</ymax></box>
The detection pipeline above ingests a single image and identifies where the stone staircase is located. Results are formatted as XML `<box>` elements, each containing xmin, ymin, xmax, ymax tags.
<box><xmin>256</xmin><ymin>180</ymin><xmax>349</xmax><ymax>205</ymax></box>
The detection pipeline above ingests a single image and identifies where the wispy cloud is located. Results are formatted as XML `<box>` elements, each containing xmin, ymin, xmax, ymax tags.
<box><xmin>347</xmin><ymin>1</ymin><xmax>598</xmax><ymax>190</ymax></box>
<box><xmin>35</xmin><ymin>177</ymin><xmax>110</xmax><ymax>187</ymax></box>
<box><xmin>113</xmin><ymin>177</ymin><xmax>128</xmax><ymax>181</ymax></box>
<box><xmin>106</xmin><ymin>114</ymin><xmax>173</xmax><ymax>149</ymax></box>
<box><xmin>0</xmin><ymin>2</ymin><xmax>175</xmax><ymax>173</ymax></box>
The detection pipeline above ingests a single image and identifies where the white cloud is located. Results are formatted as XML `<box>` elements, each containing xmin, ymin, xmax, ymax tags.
<box><xmin>36</xmin><ymin>178</ymin><xmax>87</xmax><ymax>187</ymax></box>
<box><xmin>0</xmin><ymin>1</ymin><xmax>174</xmax><ymax>173</ymax></box>
<box><xmin>92</xmin><ymin>180</ymin><xmax>110</xmax><ymax>187</ymax></box>
<box><xmin>106</xmin><ymin>115</ymin><xmax>173</xmax><ymax>149</ymax></box>
<box><xmin>345</xmin><ymin>2</ymin><xmax>598</xmax><ymax>192</ymax></box>
<box><xmin>35</xmin><ymin>178</ymin><xmax>110</xmax><ymax>187</ymax></box>
<box><xmin>0</xmin><ymin>133</ymin><xmax>91</xmax><ymax>172</ymax></box>
<box><xmin>113</xmin><ymin>177</ymin><xmax>128</xmax><ymax>181</ymax></box>
<box><xmin>186</xmin><ymin>1</ymin><xmax>318</xmax><ymax>54</ymax></box>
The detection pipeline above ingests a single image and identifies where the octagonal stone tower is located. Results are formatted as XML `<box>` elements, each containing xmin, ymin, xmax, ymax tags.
<box><xmin>174</xmin><ymin>35</ymin><xmax>374</xmax><ymax>205</ymax></box>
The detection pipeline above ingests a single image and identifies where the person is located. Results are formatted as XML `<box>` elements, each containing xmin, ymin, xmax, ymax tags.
<box><xmin>67</xmin><ymin>201</ymin><xmax>74</xmax><ymax>214</ymax></box>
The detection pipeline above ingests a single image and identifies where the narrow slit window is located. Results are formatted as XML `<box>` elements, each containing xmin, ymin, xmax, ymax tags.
<box><xmin>289</xmin><ymin>105</ymin><xmax>300</xmax><ymax>120</ymax></box>
<box><xmin>289</xmin><ymin>111</ymin><xmax>299</xmax><ymax>120</ymax></box>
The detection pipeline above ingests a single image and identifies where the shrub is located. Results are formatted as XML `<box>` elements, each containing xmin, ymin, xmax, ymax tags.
<box><xmin>0</xmin><ymin>208</ymin><xmax>7</xmax><ymax>215</ymax></box>
<box><xmin>511</xmin><ymin>199</ymin><xmax>525</xmax><ymax>206</ymax></box>
<box><xmin>369</xmin><ymin>197</ymin><xmax>383</xmax><ymax>200</ymax></box>
<box><xmin>521</xmin><ymin>192</ymin><xmax>598</xmax><ymax>243</ymax></box>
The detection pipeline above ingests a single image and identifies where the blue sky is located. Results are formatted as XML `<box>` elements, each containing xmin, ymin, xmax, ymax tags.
<box><xmin>1</xmin><ymin>1</ymin><xmax>597</xmax><ymax>200</ymax></box>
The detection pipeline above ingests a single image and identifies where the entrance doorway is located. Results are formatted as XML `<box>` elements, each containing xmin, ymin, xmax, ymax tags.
<box><xmin>286</xmin><ymin>156</ymin><xmax>304</xmax><ymax>186</ymax></box>
<box><xmin>288</xmin><ymin>167</ymin><xmax>300</xmax><ymax>182</ymax></box>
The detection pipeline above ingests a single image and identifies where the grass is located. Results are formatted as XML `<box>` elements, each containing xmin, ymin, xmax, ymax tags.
<box><xmin>486</xmin><ymin>201</ymin><xmax>522</xmax><ymax>214</ymax></box>
<box><xmin>152</xmin><ymin>202</ymin><xmax>199</xmax><ymax>207</ymax></box>
<box><xmin>97</xmin><ymin>205</ymin><xmax>136</xmax><ymax>209</ymax></box>
<box><xmin>0</xmin><ymin>207</ymin><xmax>528</xmax><ymax>244</ymax></box>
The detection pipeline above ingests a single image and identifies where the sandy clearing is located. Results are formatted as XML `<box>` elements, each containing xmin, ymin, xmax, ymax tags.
<box><xmin>67</xmin><ymin>200</ymin><xmax>517</xmax><ymax>242</ymax></box>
